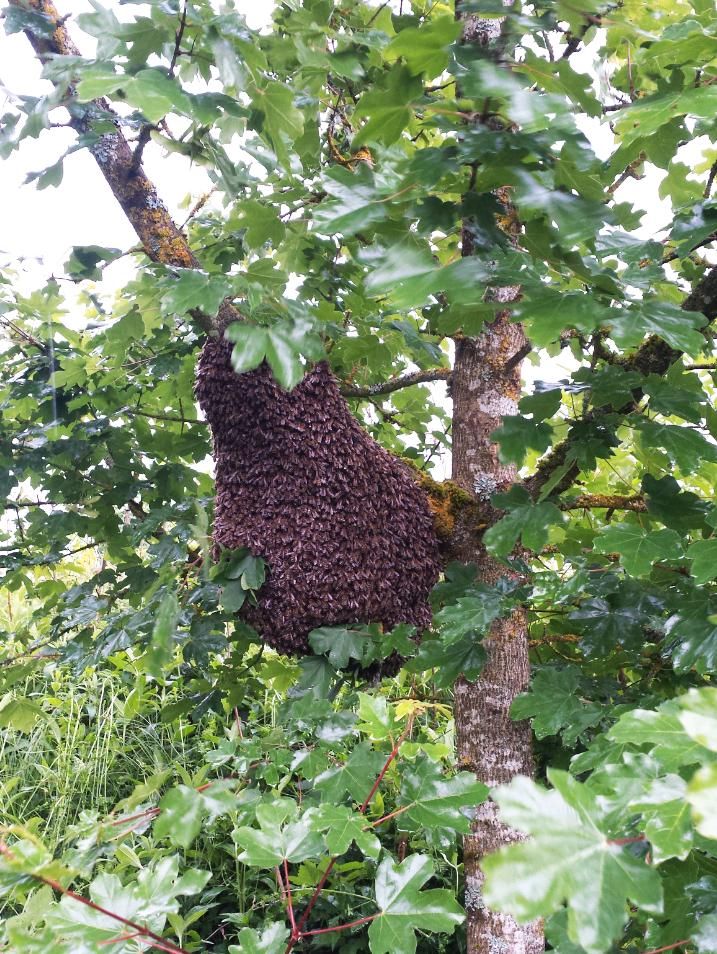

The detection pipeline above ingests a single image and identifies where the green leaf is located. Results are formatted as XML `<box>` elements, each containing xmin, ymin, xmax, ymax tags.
<box><xmin>65</xmin><ymin>245</ymin><xmax>122</xmax><ymax>282</ymax></box>
<box><xmin>511</xmin><ymin>668</ymin><xmax>602</xmax><ymax>744</ymax></box>
<box><xmin>687</xmin><ymin>539</ymin><xmax>717</xmax><ymax>585</ymax></box>
<box><xmin>47</xmin><ymin>857</ymin><xmax>209</xmax><ymax>947</ymax></box>
<box><xmin>313</xmin><ymin>165</ymin><xmax>391</xmax><ymax>235</ymax></box>
<box><xmin>144</xmin><ymin>589</ymin><xmax>180</xmax><ymax>680</ymax></box>
<box><xmin>306</xmin><ymin>804</ymin><xmax>380</xmax><ymax>858</ymax></box>
<box><xmin>221</xmin><ymin>579</ymin><xmax>247</xmax><ymax>613</ymax></box>
<box><xmin>28</xmin><ymin>158</ymin><xmax>64</xmax><ymax>190</ymax></box>
<box><xmin>609</xmin><ymin>707</ymin><xmax>704</xmax><ymax>771</ymax></box>
<box><xmin>485</xmin><ymin>487</ymin><xmax>565</xmax><ymax>557</ymax></box>
<box><xmin>309</xmin><ymin>626</ymin><xmax>371</xmax><ymax>669</ymax></box>
<box><xmin>229</xmin><ymin>923</ymin><xmax>289</xmax><ymax>954</ymax></box>
<box><xmin>637</xmin><ymin>419</ymin><xmax>717</xmax><ymax>473</ymax></box>
<box><xmin>353</xmin><ymin>65</ymin><xmax>422</xmax><ymax>147</ymax></box>
<box><xmin>643</xmin><ymin>374</ymin><xmax>705</xmax><ymax>423</ymax></box>
<box><xmin>483</xmin><ymin>772</ymin><xmax>663</xmax><ymax>953</ymax></box>
<box><xmin>125</xmin><ymin>69</ymin><xmax>189</xmax><ymax>124</ymax></box>
<box><xmin>251</xmin><ymin>80</ymin><xmax>303</xmax><ymax>170</ymax></box>
<box><xmin>225</xmin><ymin>318</ymin><xmax>323</xmax><ymax>390</ymax></box>
<box><xmin>643</xmin><ymin>474</ymin><xmax>711</xmax><ymax>532</ymax></box>
<box><xmin>75</xmin><ymin>68</ymin><xmax>126</xmax><ymax>101</ymax></box>
<box><xmin>615</xmin><ymin>87</ymin><xmax>717</xmax><ymax>149</ymax></box>
<box><xmin>608</xmin><ymin>301</ymin><xmax>705</xmax><ymax>356</ymax></box>
<box><xmin>3</xmin><ymin>7</ymin><xmax>56</xmax><ymax>37</ymax></box>
<box><xmin>385</xmin><ymin>16</ymin><xmax>461</xmax><ymax>78</ymax></box>
<box><xmin>695</xmin><ymin>913</ymin><xmax>717</xmax><ymax>954</ymax></box>
<box><xmin>356</xmin><ymin>692</ymin><xmax>398</xmax><ymax>741</ymax></box>
<box><xmin>225</xmin><ymin>324</ymin><xmax>269</xmax><ymax>375</ymax></box>
<box><xmin>434</xmin><ymin>587</ymin><xmax>507</xmax><ymax>640</ymax></box>
<box><xmin>569</xmin><ymin>593</ymin><xmax>652</xmax><ymax>656</ymax></box>
<box><xmin>678</xmin><ymin>688</ymin><xmax>717</xmax><ymax>752</ymax></box>
<box><xmin>630</xmin><ymin>776</ymin><xmax>693</xmax><ymax>862</ymax></box>
<box><xmin>493</xmin><ymin>415</ymin><xmax>553</xmax><ymax>466</ymax></box>
<box><xmin>233</xmin><ymin>802</ymin><xmax>324</xmax><ymax>868</ymax></box>
<box><xmin>575</xmin><ymin>365</ymin><xmax>642</xmax><ymax>409</ymax></box>
<box><xmin>0</xmin><ymin>697</ymin><xmax>44</xmax><ymax>733</ymax></box>
<box><xmin>408</xmin><ymin>632</ymin><xmax>486</xmax><ymax>687</ymax></box>
<box><xmin>264</xmin><ymin>327</ymin><xmax>306</xmax><ymax>390</ymax></box>
<box><xmin>160</xmin><ymin>269</ymin><xmax>232</xmax><ymax>317</ymax></box>
<box><xmin>593</xmin><ymin>524</ymin><xmax>683</xmax><ymax>576</ymax></box>
<box><xmin>667</xmin><ymin>610</ymin><xmax>717</xmax><ymax>675</ymax></box>
<box><xmin>519</xmin><ymin>388</ymin><xmax>562</xmax><ymax>422</ymax></box>
<box><xmin>398</xmin><ymin>757</ymin><xmax>488</xmax><ymax>832</ymax></box>
<box><xmin>368</xmin><ymin>855</ymin><xmax>464</xmax><ymax>954</ymax></box>
<box><xmin>154</xmin><ymin>782</ymin><xmax>239</xmax><ymax>848</ymax></box>
<box><xmin>233</xmin><ymin>200</ymin><xmax>284</xmax><ymax>248</ymax></box>
<box><xmin>315</xmin><ymin>742</ymin><xmax>386</xmax><ymax>803</ymax></box>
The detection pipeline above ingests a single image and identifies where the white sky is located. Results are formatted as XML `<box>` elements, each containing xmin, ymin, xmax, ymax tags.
<box><xmin>0</xmin><ymin>0</ymin><xmax>703</xmax><ymax>396</ymax></box>
<box><xmin>2</xmin><ymin>1</ymin><xmax>713</xmax><ymax>494</ymax></box>
<box><xmin>0</xmin><ymin>0</ymin><xmax>675</xmax><ymax>283</ymax></box>
<box><xmin>0</xmin><ymin>0</ymin><xmax>274</xmax><ymax>285</ymax></box>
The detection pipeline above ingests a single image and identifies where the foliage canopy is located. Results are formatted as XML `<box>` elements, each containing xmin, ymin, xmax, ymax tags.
<box><xmin>1</xmin><ymin>0</ymin><xmax>717</xmax><ymax>952</ymax></box>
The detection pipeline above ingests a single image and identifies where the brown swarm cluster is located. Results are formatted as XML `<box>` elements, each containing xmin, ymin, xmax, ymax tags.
<box><xmin>195</xmin><ymin>331</ymin><xmax>441</xmax><ymax>655</ymax></box>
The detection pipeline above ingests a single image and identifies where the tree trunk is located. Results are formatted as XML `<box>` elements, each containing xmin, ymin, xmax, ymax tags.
<box><xmin>451</xmin><ymin>7</ymin><xmax>544</xmax><ymax>953</ymax></box>
<box><xmin>451</xmin><ymin>322</ymin><xmax>543</xmax><ymax>954</ymax></box>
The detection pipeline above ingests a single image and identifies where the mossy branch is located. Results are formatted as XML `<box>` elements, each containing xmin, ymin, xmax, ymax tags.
<box><xmin>559</xmin><ymin>493</ymin><xmax>647</xmax><ymax>513</ymax></box>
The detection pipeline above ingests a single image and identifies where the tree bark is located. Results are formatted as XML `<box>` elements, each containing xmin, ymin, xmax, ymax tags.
<box><xmin>451</xmin><ymin>6</ymin><xmax>543</xmax><ymax>953</ymax></box>
<box><xmin>451</xmin><ymin>320</ymin><xmax>543</xmax><ymax>954</ymax></box>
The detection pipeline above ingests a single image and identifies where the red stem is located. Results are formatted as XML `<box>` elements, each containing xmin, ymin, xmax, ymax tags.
<box><xmin>100</xmin><ymin>933</ymin><xmax>183</xmax><ymax>953</ymax></box>
<box><xmin>642</xmin><ymin>942</ymin><xmax>689</xmax><ymax>954</ymax></box>
<box><xmin>609</xmin><ymin>835</ymin><xmax>646</xmax><ymax>846</ymax></box>
<box><xmin>303</xmin><ymin>913</ymin><xmax>378</xmax><ymax>937</ymax></box>
<box><xmin>359</xmin><ymin>721</ymin><xmax>413</xmax><ymax>814</ymax></box>
<box><xmin>108</xmin><ymin>779</ymin><xmax>227</xmax><ymax>829</ymax></box>
<box><xmin>0</xmin><ymin>843</ymin><xmax>189</xmax><ymax>954</ymax></box>
<box><xmin>285</xmin><ymin>718</ymin><xmax>414</xmax><ymax>952</ymax></box>
<box><xmin>289</xmin><ymin>858</ymin><xmax>338</xmax><ymax>944</ymax></box>
<box><xmin>109</xmin><ymin>807</ymin><xmax>161</xmax><ymax>827</ymax></box>
<box><xmin>284</xmin><ymin>859</ymin><xmax>297</xmax><ymax>935</ymax></box>
<box><xmin>368</xmin><ymin>804</ymin><xmax>412</xmax><ymax>828</ymax></box>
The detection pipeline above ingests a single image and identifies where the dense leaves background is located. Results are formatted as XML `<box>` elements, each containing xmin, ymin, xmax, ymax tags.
<box><xmin>1</xmin><ymin>0</ymin><xmax>717</xmax><ymax>951</ymax></box>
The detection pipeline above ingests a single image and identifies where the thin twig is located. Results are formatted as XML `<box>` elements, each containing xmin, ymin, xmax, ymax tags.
<box><xmin>303</xmin><ymin>913</ymin><xmax>379</xmax><ymax>937</ymax></box>
<box><xmin>284</xmin><ymin>859</ymin><xmax>297</xmax><ymax>935</ymax></box>
<box><xmin>366</xmin><ymin>0</ymin><xmax>389</xmax><ymax>25</ymax></box>
<box><xmin>168</xmin><ymin>2</ymin><xmax>188</xmax><ymax>77</ymax></box>
<box><xmin>341</xmin><ymin>367</ymin><xmax>452</xmax><ymax>398</ymax></box>
<box><xmin>641</xmin><ymin>942</ymin><xmax>689</xmax><ymax>954</ymax></box>
<box><xmin>504</xmin><ymin>342</ymin><xmax>532</xmax><ymax>374</ymax></box>
<box><xmin>662</xmin><ymin>232</ymin><xmax>716</xmax><ymax>264</ymax></box>
<box><xmin>128</xmin><ymin>124</ymin><xmax>153</xmax><ymax>178</ymax></box>
<box><xmin>178</xmin><ymin>187</ymin><xmax>217</xmax><ymax>229</ymax></box>
<box><xmin>125</xmin><ymin>408</ymin><xmax>203</xmax><ymax>425</ymax></box>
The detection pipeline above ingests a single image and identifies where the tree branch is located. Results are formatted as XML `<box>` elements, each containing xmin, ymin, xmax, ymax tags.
<box><xmin>340</xmin><ymin>367</ymin><xmax>452</xmax><ymax>398</ymax></box>
<box><xmin>559</xmin><ymin>493</ymin><xmax>647</xmax><ymax>513</ymax></box>
<box><xmin>525</xmin><ymin>262</ymin><xmax>717</xmax><ymax>499</ymax></box>
<box><xmin>9</xmin><ymin>0</ymin><xmax>231</xmax><ymax>335</ymax></box>
<box><xmin>168</xmin><ymin>2</ymin><xmax>188</xmax><ymax>77</ymax></box>
<box><xmin>127</xmin><ymin>123</ymin><xmax>154</xmax><ymax>178</ymax></box>
<box><xmin>125</xmin><ymin>408</ymin><xmax>204</xmax><ymax>425</ymax></box>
